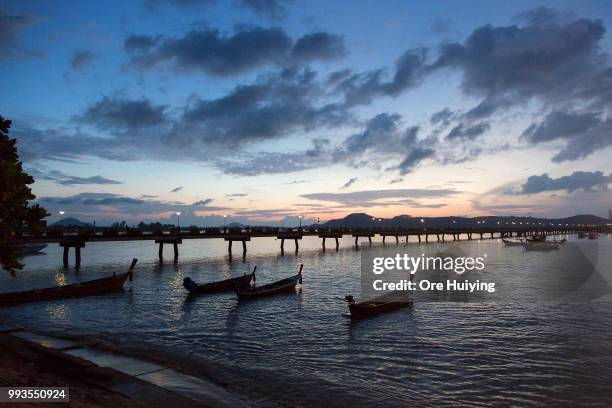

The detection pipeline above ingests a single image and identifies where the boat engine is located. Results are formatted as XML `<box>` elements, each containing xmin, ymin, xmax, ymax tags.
<box><xmin>345</xmin><ymin>295</ymin><xmax>355</xmax><ymax>304</ymax></box>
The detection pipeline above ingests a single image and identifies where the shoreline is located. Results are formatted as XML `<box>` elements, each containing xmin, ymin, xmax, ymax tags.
<box><xmin>0</xmin><ymin>329</ymin><xmax>246</xmax><ymax>407</ymax></box>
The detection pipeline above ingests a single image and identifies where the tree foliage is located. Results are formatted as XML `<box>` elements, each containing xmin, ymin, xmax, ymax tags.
<box><xmin>0</xmin><ymin>115</ymin><xmax>49</xmax><ymax>275</ymax></box>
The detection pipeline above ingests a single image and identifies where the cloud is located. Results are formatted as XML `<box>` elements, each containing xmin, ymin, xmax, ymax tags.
<box><xmin>70</xmin><ymin>50</ymin><xmax>94</xmax><ymax>70</ymax></box>
<box><xmin>519</xmin><ymin>171</ymin><xmax>612</xmax><ymax>194</ymax></box>
<box><xmin>193</xmin><ymin>198</ymin><xmax>213</xmax><ymax>205</ymax></box>
<box><xmin>226</xmin><ymin>193</ymin><xmax>248</xmax><ymax>197</ymax></box>
<box><xmin>170</xmin><ymin>68</ymin><xmax>349</xmax><ymax>147</ymax></box>
<box><xmin>77</xmin><ymin>96</ymin><xmax>168</xmax><ymax>131</ymax></box>
<box><xmin>332</xmin><ymin>113</ymin><xmax>437</xmax><ymax>175</ymax></box>
<box><xmin>445</xmin><ymin>122</ymin><xmax>489</xmax><ymax>140</ymax></box>
<box><xmin>27</xmin><ymin>167</ymin><xmax>122</xmax><ymax>186</ymax></box>
<box><xmin>522</xmin><ymin>110</ymin><xmax>601</xmax><ymax>143</ymax></box>
<box><xmin>124</xmin><ymin>27</ymin><xmax>344</xmax><ymax>76</ymax></box>
<box><xmin>521</xmin><ymin>110</ymin><xmax>612</xmax><ymax>161</ymax></box>
<box><xmin>341</xmin><ymin>177</ymin><xmax>357</xmax><ymax>189</ymax></box>
<box><xmin>430</xmin><ymin>108</ymin><xmax>453</xmax><ymax>125</ymax></box>
<box><xmin>431</xmin><ymin>12</ymin><xmax>606</xmax><ymax>105</ymax></box>
<box><xmin>38</xmin><ymin>192</ymin><xmax>231</xmax><ymax>225</ymax></box>
<box><xmin>0</xmin><ymin>11</ymin><xmax>43</xmax><ymax>60</ymax></box>
<box><xmin>291</xmin><ymin>32</ymin><xmax>345</xmax><ymax>61</ymax></box>
<box><xmin>239</xmin><ymin>0</ymin><xmax>290</xmax><ymax>19</ymax></box>
<box><xmin>301</xmin><ymin>188</ymin><xmax>458</xmax><ymax>207</ymax></box>
<box><xmin>336</xmin><ymin>48</ymin><xmax>428</xmax><ymax>106</ymax></box>
<box><xmin>397</xmin><ymin>147</ymin><xmax>436</xmax><ymax>174</ymax></box>
<box><xmin>170</xmin><ymin>186</ymin><xmax>183</xmax><ymax>192</ymax></box>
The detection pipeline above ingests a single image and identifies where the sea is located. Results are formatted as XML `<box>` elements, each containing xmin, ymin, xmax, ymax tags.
<box><xmin>1</xmin><ymin>234</ymin><xmax>611</xmax><ymax>407</ymax></box>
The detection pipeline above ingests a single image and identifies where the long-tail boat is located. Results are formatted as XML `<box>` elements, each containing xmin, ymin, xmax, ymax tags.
<box><xmin>0</xmin><ymin>258</ymin><xmax>137</xmax><ymax>306</ymax></box>
<box><xmin>183</xmin><ymin>267</ymin><xmax>256</xmax><ymax>295</ymax></box>
<box><xmin>502</xmin><ymin>238</ymin><xmax>524</xmax><ymax>246</ymax></box>
<box><xmin>345</xmin><ymin>291</ymin><xmax>412</xmax><ymax>320</ymax></box>
<box><xmin>235</xmin><ymin>264</ymin><xmax>303</xmax><ymax>299</ymax></box>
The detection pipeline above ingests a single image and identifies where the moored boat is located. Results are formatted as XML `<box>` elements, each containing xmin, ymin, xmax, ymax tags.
<box><xmin>577</xmin><ymin>231</ymin><xmax>587</xmax><ymax>239</ymax></box>
<box><xmin>588</xmin><ymin>231</ymin><xmax>598</xmax><ymax>240</ymax></box>
<box><xmin>19</xmin><ymin>243</ymin><xmax>48</xmax><ymax>256</ymax></box>
<box><xmin>183</xmin><ymin>267</ymin><xmax>256</xmax><ymax>294</ymax></box>
<box><xmin>523</xmin><ymin>242</ymin><xmax>559</xmax><ymax>251</ymax></box>
<box><xmin>502</xmin><ymin>238</ymin><xmax>524</xmax><ymax>246</ymax></box>
<box><xmin>0</xmin><ymin>258</ymin><xmax>137</xmax><ymax>306</ymax></box>
<box><xmin>345</xmin><ymin>291</ymin><xmax>412</xmax><ymax>320</ymax></box>
<box><xmin>526</xmin><ymin>234</ymin><xmax>546</xmax><ymax>242</ymax></box>
<box><xmin>235</xmin><ymin>264</ymin><xmax>303</xmax><ymax>299</ymax></box>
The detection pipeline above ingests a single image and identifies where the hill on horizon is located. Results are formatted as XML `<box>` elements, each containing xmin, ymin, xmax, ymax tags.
<box><xmin>50</xmin><ymin>217</ymin><xmax>92</xmax><ymax>227</ymax></box>
<box><xmin>321</xmin><ymin>213</ymin><xmax>610</xmax><ymax>229</ymax></box>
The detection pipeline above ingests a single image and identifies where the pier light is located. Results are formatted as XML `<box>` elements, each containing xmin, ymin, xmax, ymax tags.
<box><xmin>453</xmin><ymin>220</ymin><xmax>456</xmax><ymax>224</ymax></box>
<box><xmin>59</xmin><ymin>211</ymin><xmax>65</xmax><ymax>221</ymax></box>
<box><xmin>298</xmin><ymin>215</ymin><xmax>303</xmax><ymax>228</ymax></box>
<box><xmin>420</xmin><ymin>218</ymin><xmax>424</xmax><ymax>223</ymax></box>
<box><xmin>175</xmin><ymin>211</ymin><xmax>181</xmax><ymax>228</ymax></box>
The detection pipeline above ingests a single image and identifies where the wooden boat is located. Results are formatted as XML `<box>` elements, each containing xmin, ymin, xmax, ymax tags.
<box><xmin>235</xmin><ymin>264</ymin><xmax>303</xmax><ymax>299</ymax></box>
<box><xmin>345</xmin><ymin>291</ymin><xmax>412</xmax><ymax>320</ymax></box>
<box><xmin>0</xmin><ymin>258</ymin><xmax>137</xmax><ymax>306</ymax></box>
<box><xmin>523</xmin><ymin>242</ymin><xmax>559</xmax><ymax>251</ymax></box>
<box><xmin>19</xmin><ymin>243</ymin><xmax>48</xmax><ymax>256</ymax></box>
<box><xmin>526</xmin><ymin>234</ymin><xmax>546</xmax><ymax>242</ymax></box>
<box><xmin>183</xmin><ymin>267</ymin><xmax>256</xmax><ymax>294</ymax></box>
<box><xmin>502</xmin><ymin>238</ymin><xmax>524</xmax><ymax>246</ymax></box>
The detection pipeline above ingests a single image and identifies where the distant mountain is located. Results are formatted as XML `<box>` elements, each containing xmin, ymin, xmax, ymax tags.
<box><xmin>50</xmin><ymin>217</ymin><xmax>91</xmax><ymax>227</ymax></box>
<box><xmin>226</xmin><ymin>222</ymin><xmax>246</xmax><ymax>228</ymax></box>
<box><xmin>321</xmin><ymin>213</ymin><xmax>610</xmax><ymax>229</ymax></box>
<box><xmin>557</xmin><ymin>214</ymin><xmax>610</xmax><ymax>225</ymax></box>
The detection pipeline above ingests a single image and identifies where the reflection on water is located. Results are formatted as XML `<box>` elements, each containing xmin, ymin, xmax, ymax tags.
<box><xmin>1</xmin><ymin>235</ymin><xmax>612</xmax><ymax>407</ymax></box>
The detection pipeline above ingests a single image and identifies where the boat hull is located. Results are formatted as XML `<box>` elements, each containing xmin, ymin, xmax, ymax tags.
<box><xmin>347</xmin><ymin>292</ymin><xmax>412</xmax><ymax>319</ymax></box>
<box><xmin>0</xmin><ymin>273</ymin><xmax>130</xmax><ymax>305</ymax></box>
<box><xmin>184</xmin><ymin>274</ymin><xmax>253</xmax><ymax>294</ymax></box>
<box><xmin>236</xmin><ymin>274</ymin><xmax>300</xmax><ymax>299</ymax></box>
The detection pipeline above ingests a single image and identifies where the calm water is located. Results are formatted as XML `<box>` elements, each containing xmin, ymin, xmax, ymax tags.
<box><xmin>2</xmin><ymin>235</ymin><xmax>612</xmax><ymax>407</ymax></box>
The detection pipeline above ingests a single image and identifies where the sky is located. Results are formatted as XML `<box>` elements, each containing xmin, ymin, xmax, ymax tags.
<box><xmin>2</xmin><ymin>0</ymin><xmax>612</xmax><ymax>227</ymax></box>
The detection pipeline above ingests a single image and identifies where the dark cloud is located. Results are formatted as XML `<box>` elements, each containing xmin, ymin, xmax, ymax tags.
<box><xmin>521</xmin><ymin>110</ymin><xmax>612</xmax><ymax>161</ymax></box>
<box><xmin>171</xmin><ymin>68</ymin><xmax>348</xmax><ymax>147</ymax></box>
<box><xmin>27</xmin><ymin>168</ymin><xmax>122</xmax><ymax>186</ymax></box>
<box><xmin>341</xmin><ymin>177</ymin><xmax>357</xmax><ymax>189</ymax></box>
<box><xmin>332</xmin><ymin>114</ymin><xmax>437</xmax><ymax>175</ymax></box>
<box><xmin>124</xmin><ymin>27</ymin><xmax>344</xmax><ymax>76</ymax></box>
<box><xmin>193</xmin><ymin>198</ymin><xmax>213</xmax><ymax>205</ymax></box>
<box><xmin>519</xmin><ymin>171</ymin><xmax>612</xmax><ymax>194</ymax></box>
<box><xmin>522</xmin><ymin>110</ymin><xmax>601</xmax><ymax>143</ymax></box>
<box><xmin>432</xmin><ymin>15</ymin><xmax>605</xmax><ymax>100</ymax></box>
<box><xmin>239</xmin><ymin>0</ymin><xmax>290</xmax><ymax>19</ymax></box>
<box><xmin>0</xmin><ymin>11</ymin><xmax>43</xmax><ymax>60</ymax></box>
<box><xmin>430</xmin><ymin>108</ymin><xmax>453</xmax><ymax>125</ymax></box>
<box><xmin>389</xmin><ymin>178</ymin><xmax>403</xmax><ymax>184</ymax></box>
<box><xmin>70</xmin><ymin>50</ymin><xmax>94</xmax><ymax>70</ymax></box>
<box><xmin>336</xmin><ymin>48</ymin><xmax>427</xmax><ymax>106</ymax></box>
<box><xmin>170</xmin><ymin>186</ymin><xmax>183</xmax><ymax>193</ymax></box>
<box><xmin>397</xmin><ymin>147</ymin><xmax>435</xmax><ymax>175</ymax></box>
<box><xmin>445</xmin><ymin>122</ymin><xmax>489</xmax><ymax>140</ymax></box>
<box><xmin>291</xmin><ymin>32</ymin><xmax>345</xmax><ymax>61</ymax></box>
<box><xmin>123</xmin><ymin>34</ymin><xmax>161</xmax><ymax>52</ymax></box>
<box><xmin>78</xmin><ymin>96</ymin><xmax>168</xmax><ymax>131</ymax></box>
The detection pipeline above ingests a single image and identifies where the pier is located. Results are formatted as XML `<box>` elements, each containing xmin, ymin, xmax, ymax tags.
<box><xmin>25</xmin><ymin>224</ymin><xmax>610</xmax><ymax>266</ymax></box>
